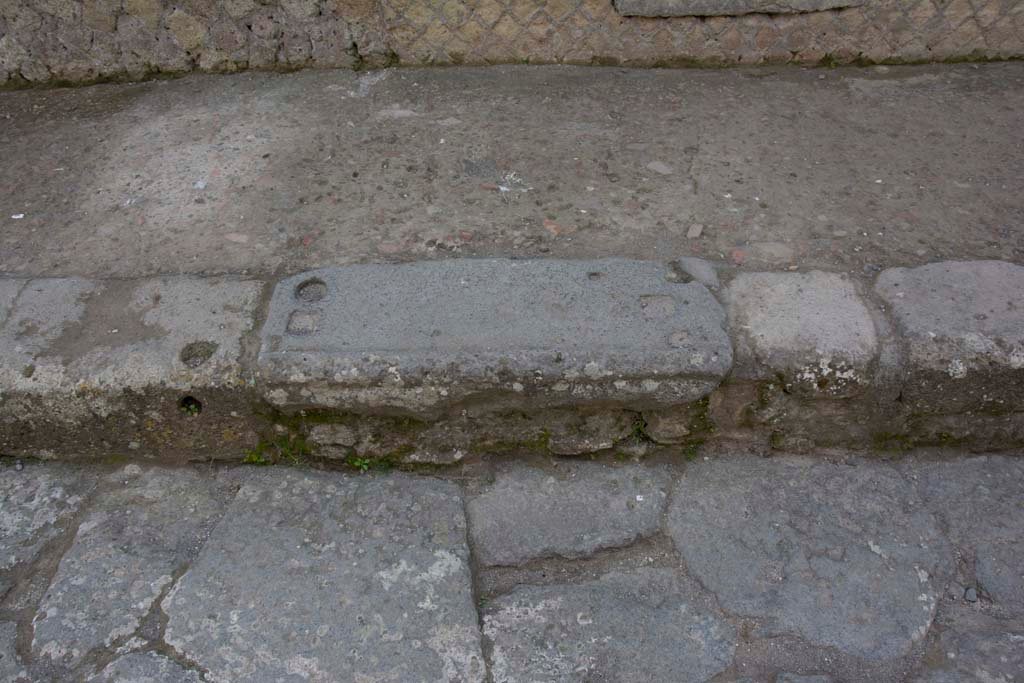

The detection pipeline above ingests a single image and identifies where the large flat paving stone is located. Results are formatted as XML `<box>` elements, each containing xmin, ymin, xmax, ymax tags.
<box><xmin>908</xmin><ymin>455</ymin><xmax>1024</xmax><ymax>610</ymax></box>
<box><xmin>667</xmin><ymin>456</ymin><xmax>950</xmax><ymax>660</ymax></box>
<box><xmin>86</xmin><ymin>651</ymin><xmax>202</xmax><ymax>683</ymax></box>
<box><xmin>163</xmin><ymin>470</ymin><xmax>484</xmax><ymax>683</ymax></box>
<box><xmin>875</xmin><ymin>260</ymin><xmax>1024</xmax><ymax>414</ymax></box>
<box><xmin>0</xmin><ymin>462</ymin><xmax>96</xmax><ymax>596</ymax></box>
<box><xmin>910</xmin><ymin>607</ymin><xmax>1024</xmax><ymax>683</ymax></box>
<box><xmin>467</xmin><ymin>461</ymin><xmax>671</xmax><ymax>566</ymax></box>
<box><xmin>483</xmin><ymin>568</ymin><xmax>735</xmax><ymax>682</ymax></box>
<box><xmin>0</xmin><ymin>622</ymin><xmax>26</xmax><ymax>683</ymax></box>
<box><xmin>726</xmin><ymin>271</ymin><xmax>879</xmax><ymax>397</ymax></box>
<box><xmin>258</xmin><ymin>259</ymin><xmax>731</xmax><ymax>416</ymax></box>
<box><xmin>32</xmin><ymin>466</ymin><xmax>237</xmax><ymax>670</ymax></box>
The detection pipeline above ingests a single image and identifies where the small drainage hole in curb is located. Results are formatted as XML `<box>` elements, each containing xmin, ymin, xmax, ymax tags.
<box><xmin>179</xmin><ymin>395</ymin><xmax>202</xmax><ymax>416</ymax></box>
<box><xmin>295</xmin><ymin>278</ymin><xmax>327</xmax><ymax>302</ymax></box>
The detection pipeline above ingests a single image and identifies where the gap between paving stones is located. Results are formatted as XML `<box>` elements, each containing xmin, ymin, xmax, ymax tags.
<box><xmin>3</xmin><ymin>258</ymin><xmax>1024</xmax><ymax>464</ymax></box>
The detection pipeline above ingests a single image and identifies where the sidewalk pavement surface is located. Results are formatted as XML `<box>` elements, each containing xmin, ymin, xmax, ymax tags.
<box><xmin>0</xmin><ymin>450</ymin><xmax>1022</xmax><ymax>682</ymax></box>
<box><xmin>1</xmin><ymin>62</ymin><xmax>1022</xmax><ymax>279</ymax></box>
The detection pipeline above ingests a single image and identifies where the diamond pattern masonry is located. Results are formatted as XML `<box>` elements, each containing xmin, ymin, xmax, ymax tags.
<box><xmin>1</xmin><ymin>0</ymin><xmax>1022</xmax><ymax>86</ymax></box>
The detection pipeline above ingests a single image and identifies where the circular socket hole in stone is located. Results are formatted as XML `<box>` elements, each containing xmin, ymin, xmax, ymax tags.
<box><xmin>180</xmin><ymin>340</ymin><xmax>218</xmax><ymax>368</ymax></box>
<box><xmin>588</xmin><ymin>272</ymin><xmax>604</xmax><ymax>280</ymax></box>
<box><xmin>295</xmin><ymin>278</ymin><xmax>327</xmax><ymax>303</ymax></box>
<box><xmin>179</xmin><ymin>395</ymin><xmax>203</xmax><ymax>416</ymax></box>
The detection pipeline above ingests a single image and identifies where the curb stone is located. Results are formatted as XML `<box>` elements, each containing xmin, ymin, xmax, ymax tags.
<box><xmin>3</xmin><ymin>259</ymin><xmax>1024</xmax><ymax>461</ymax></box>
<box><xmin>257</xmin><ymin>259</ymin><xmax>732</xmax><ymax>415</ymax></box>
<box><xmin>0</xmin><ymin>276</ymin><xmax>264</xmax><ymax>460</ymax></box>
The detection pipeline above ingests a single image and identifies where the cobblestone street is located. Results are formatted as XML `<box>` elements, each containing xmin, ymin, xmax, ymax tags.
<box><xmin>1</xmin><ymin>451</ymin><xmax>1021</xmax><ymax>682</ymax></box>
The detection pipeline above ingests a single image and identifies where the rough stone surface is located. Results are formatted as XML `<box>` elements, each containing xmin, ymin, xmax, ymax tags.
<box><xmin>642</xmin><ymin>403</ymin><xmax>709</xmax><ymax>444</ymax></box>
<box><xmin>0</xmin><ymin>462</ymin><xmax>95</xmax><ymax>595</ymax></box>
<box><xmin>667</xmin><ymin>456</ymin><xmax>949</xmax><ymax>660</ymax></box>
<box><xmin>467</xmin><ymin>462</ymin><xmax>671</xmax><ymax>566</ymax></box>
<box><xmin>0</xmin><ymin>276</ymin><xmax>261</xmax><ymax>396</ymax></box>
<box><xmin>0</xmin><ymin>280</ymin><xmax>24</xmax><ymax>328</ymax></box>
<box><xmin>909</xmin><ymin>455</ymin><xmax>1024</xmax><ymax>610</ymax></box>
<box><xmin>775</xmin><ymin>675</ymin><xmax>833</xmax><ymax>683</ymax></box>
<box><xmin>615</xmin><ymin>0</ymin><xmax>864</xmax><ymax>16</ymax></box>
<box><xmin>259</xmin><ymin>259</ymin><xmax>731</xmax><ymax>416</ymax></box>
<box><xmin>32</xmin><ymin>466</ymin><xmax>236</xmax><ymax>670</ymax></box>
<box><xmin>163</xmin><ymin>470</ymin><xmax>484</xmax><ymax>682</ymax></box>
<box><xmin>876</xmin><ymin>261</ymin><xmax>1024</xmax><ymax>414</ymax></box>
<box><xmin>306</xmin><ymin>408</ymin><xmax>640</xmax><ymax>463</ymax></box>
<box><xmin>483</xmin><ymin>568</ymin><xmax>735</xmax><ymax>682</ymax></box>
<box><xmin>0</xmin><ymin>622</ymin><xmax>25</xmax><ymax>683</ymax></box>
<box><xmin>0</xmin><ymin>0</ymin><xmax>1019</xmax><ymax>85</ymax></box>
<box><xmin>726</xmin><ymin>271</ymin><xmax>879</xmax><ymax>397</ymax></box>
<box><xmin>0</xmin><ymin>276</ymin><xmax>263</xmax><ymax>458</ymax></box>
<box><xmin>3</xmin><ymin>65</ymin><xmax>1023</xmax><ymax>281</ymax></box>
<box><xmin>86</xmin><ymin>651</ymin><xmax>201</xmax><ymax>682</ymax></box>
<box><xmin>911</xmin><ymin>607</ymin><xmax>1024</xmax><ymax>683</ymax></box>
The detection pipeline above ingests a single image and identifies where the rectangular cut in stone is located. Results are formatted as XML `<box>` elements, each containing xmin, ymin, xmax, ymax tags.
<box><xmin>258</xmin><ymin>259</ymin><xmax>732</xmax><ymax>415</ymax></box>
<box><xmin>613</xmin><ymin>0</ymin><xmax>864</xmax><ymax>16</ymax></box>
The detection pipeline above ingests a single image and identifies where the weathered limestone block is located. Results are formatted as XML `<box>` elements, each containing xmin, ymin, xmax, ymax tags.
<box><xmin>876</xmin><ymin>260</ymin><xmax>1024</xmax><ymax>415</ymax></box>
<box><xmin>0</xmin><ymin>276</ymin><xmax>263</xmax><ymax>459</ymax></box>
<box><xmin>726</xmin><ymin>271</ymin><xmax>880</xmax><ymax>398</ymax></box>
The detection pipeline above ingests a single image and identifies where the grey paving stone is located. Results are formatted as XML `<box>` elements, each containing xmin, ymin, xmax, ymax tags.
<box><xmin>0</xmin><ymin>462</ymin><xmax>96</xmax><ymax>595</ymax></box>
<box><xmin>910</xmin><ymin>607</ymin><xmax>1024</xmax><ymax>683</ymax></box>
<box><xmin>875</xmin><ymin>260</ymin><xmax>1024</xmax><ymax>414</ymax></box>
<box><xmin>726</xmin><ymin>271</ymin><xmax>878</xmax><ymax>397</ymax></box>
<box><xmin>667</xmin><ymin>456</ymin><xmax>950</xmax><ymax>660</ymax></box>
<box><xmin>163</xmin><ymin>470</ymin><xmax>484</xmax><ymax>683</ymax></box>
<box><xmin>483</xmin><ymin>568</ymin><xmax>735</xmax><ymax>682</ymax></box>
<box><xmin>32</xmin><ymin>466</ymin><xmax>236</xmax><ymax>669</ymax></box>
<box><xmin>0</xmin><ymin>276</ymin><xmax>261</xmax><ymax>399</ymax></box>
<box><xmin>0</xmin><ymin>622</ymin><xmax>26</xmax><ymax>683</ymax></box>
<box><xmin>86</xmin><ymin>651</ymin><xmax>201</xmax><ymax>683</ymax></box>
<box><xmin>258</xmin><ymin>259</ymin><xmax>731</xmax><ymax>416</ymax></box>
<box><xmin>615</xmin><ymin>0</ymin><xmax>863</xmax><ymax>16</ymax></box>
<box><xmin>467</xmin><ymin>462</ymin><xmax>671</xmax><ymax>566</ymax></box>
<box><xmin>908</xmin><ymin>455</ymin><xmax>1024</xmax><ymax>609</ymax></box>
<box><xmin>776</xmin><ymin>675</ymin><xmax>834</xmax><ymax>683</ymax></box>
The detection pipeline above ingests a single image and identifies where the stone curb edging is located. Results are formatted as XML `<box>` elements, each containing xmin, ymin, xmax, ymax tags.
<box><xmin>2</xmin><ymin>258</ymin><xmax>1022</xmax><ymax>462</ymax></box>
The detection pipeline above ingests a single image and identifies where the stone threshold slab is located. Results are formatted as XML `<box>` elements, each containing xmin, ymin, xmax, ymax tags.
<box><xmin>258</xmin><ymin>259</ymin><xmax>733</xmax><ymax>416</ymax></box>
